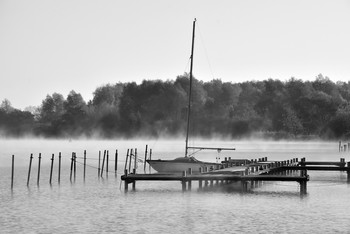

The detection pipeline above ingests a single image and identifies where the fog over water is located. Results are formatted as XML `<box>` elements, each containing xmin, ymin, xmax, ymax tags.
<box><xmin>1</xmin><ymin>138</ymin><xmax>350</xmax><ymax>233</ymax></box>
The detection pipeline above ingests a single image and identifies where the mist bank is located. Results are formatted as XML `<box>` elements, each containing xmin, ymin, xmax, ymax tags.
<box><xmin>1</xmin><ymin>74</ymin><xmax>350</xmax><ymax>140</ymax></box>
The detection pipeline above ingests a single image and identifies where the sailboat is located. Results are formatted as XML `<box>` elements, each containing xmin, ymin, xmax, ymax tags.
<box><xmin>147</xmin><ymin>19</ymin><xmax>235</xmax><ymax>173</ymax></box>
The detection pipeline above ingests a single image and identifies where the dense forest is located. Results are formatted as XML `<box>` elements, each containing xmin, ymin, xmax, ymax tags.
<box><xmin>1</xmin><ymin>74</ymin><xmax>350</xmax><ymax>140</ymax></box>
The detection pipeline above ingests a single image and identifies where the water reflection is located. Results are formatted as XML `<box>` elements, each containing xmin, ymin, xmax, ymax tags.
<box><xmin>1</xmin><ymin>139</ymin><xmax>350</xmax><ymax>233</ymax></box>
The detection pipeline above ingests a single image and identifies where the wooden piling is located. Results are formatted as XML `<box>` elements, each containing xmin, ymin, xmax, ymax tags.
<box><xmin>106</xmin><ymin>150</ymin><xmax>109</xmax><ymax>178</ymax></box>
<box><xmin>188</xmin><ymin>168</ymin><xmax>192</xmax><ymax>191</ymax></box>
<box><xmin>27</xmin><ymin>154</ymin><xmax>33</xmax><ymax>186</ymax></box>
<box><xmin>149</xmin><ymin>149</ymin><xmax>152</xmax><ymax>173</ymax></box>
<box><xmin>347</xmin><ymin>162</ymin><xmax>350</xmax><ymax>182</ymax></box>
<box><xmin>144</xmin><ymin>145</ymin><xmax>148</xmax><ymax>172</ymax></box>
<box><xmin>37</xmin><ymin>153</ymin><xmax>41</xmax><ymax>186</ymax></box>
<box><xmin>300</xmin><ymin>181</ymin><xmax>307</xmax><ymax>195</ymax></box>
<box><xmin>199</xmin><ymin>167</ymin><xmax>203</xmax><ymax>189</ymax></box>
<box><xmin>182</xmin><ymin>170</ymin><xmax>187</xmax><ymax>192</ymax></box>
<box><xmin>73</xmin><ymin>152</ymin><xmax>76</xmax><ymax>182</ymax></box>
<box><xmin>11</xmin><ymin>155</ymin><xmax>14</xmax><ymax>189</ymax></box>
<box><xmin>124</xmin><ymin>149</ymin><xmax>130</xmax><ymax>172</ymax></box>
<box><xmin>339</xmin><ymin>141</ymin><xmax>342</xmax><ymax>152</ymax></box>
<box><xmin>134</xmin><ymin>148</ymin><xmax>137</xmax><ymax>172</ymax></box>
<box><xmin>115</xmin><ymin>149</ymin><xmax>118</xmax><ymax>177</ymax></box>
<box><xmin>128</xmin><ymin>149</ymin><xmax>133</xmax><ymax>172</ymax></box>
<box><xmin>98</xmin><ymin>151</ymin><xmax>101</xmax><ymax>178</ymax></box>
<box><xmin>70</xmin><ymin>152</ymin><xmax>73</xmax><ymax>182</ymax></box>
<box><xmin>132</xmin><ymin>168</ymin><xmax>136</xmax><ymax>190</ymax></box>
<box><xmin>58</xmin><ymin>152</ymin><xmax>61</xmax><ymax>185</ymax></box>
<box><xmin>101</xmin><ymin>150</ymin><xmax>106</xmax><ymax>177</ymax></box>
<box><xmin>83</xmin><ymin>150</ymin><xmax>86</xmax><ymax>181</ymax></box>
<box><xmin>49</xmin><ymin>154</ymin><xmax>54</xmax><ymax>185</ymax></box>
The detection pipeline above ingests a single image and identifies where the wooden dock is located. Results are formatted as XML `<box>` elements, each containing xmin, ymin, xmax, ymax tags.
<box><xmin>121</xmin><ymin>157</ymin><xmax>350</xmax><ymax>195</ymax></box>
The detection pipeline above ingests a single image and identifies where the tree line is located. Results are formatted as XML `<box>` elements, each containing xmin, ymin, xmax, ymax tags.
<box><xmin>1</xmin><ymin>74</ymin><xmax>350</xmax><ymax>139</ymax></box>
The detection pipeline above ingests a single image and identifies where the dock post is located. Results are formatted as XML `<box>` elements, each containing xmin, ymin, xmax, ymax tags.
<box><xmin>98</xmin><ymin>151</ymin><xmax>101</xmax><ymax>178</ymax></box>
<box><xmin>340</xmin><ymin>158</ymin><xmax>345</xmax><ymax>167</ymax></box>
<box><xmin>27</xmin><ymin>154</ymin><xmax>33</xmax><ymax>186</ymax></box>
<box><xmin>128</xmin><ymin>149</ymin><xmax>133</xmax><ymax>172</ymax></box>
<box><xmin>134</xmin><ymin>149</ymin><xmax>137</xmax><ymax>173</ymax></box>
<box><xmin>73</xmin><ymin>152</ymin><xmax>76</xmax><ymax>182</ymax></box>
<box><xmin>149</xmin><ymin>149</ymin><xmax>152</xmax><ymax>173</ymax></box>
<box><xmin>37</xmin><ymin>153</ymin><xmax>41</xmax><ymax>186</ymax></box>
<box><xmin>347</xmin><ymin>162</ymin><xmax>350</xmax><ymax>183</ymax></box>
<box><xmin>58</xmin><ymin>152</ymin><xmax>61</xmax><ymax>185</ymax></box>
<box><xmin>199</xmin><ymin>167</ymin><xmax>203</xmax><ymax>189</ymax></box>
<box><xmin>70</xmin><ymin>153</ymin><xmax>73</xmax><ymax>182</ymax></box>
<box><xmin>132</xmin><ymin>168</ymin><xmax>136</xmax><ymax>190</ymax></box>
<box><xmin>339</xmin><ymin>141</ymin><xmax>342</xmax><ymax>152</ymax></box>
<box><xmin>106</xmin><ymin>150</ymin><xmax>109</xmax><ymax>178</ymax></box>
<box><xmin>188</xmin><ymin>168</ymin><xmax>192</xmax><ymax>191</ymax></box>
<box><xmin>300</xmin><ymin>181</ymin><xmax>307</xmax><ymax>195</ymax></box>
<box><xmin>101</xmin><ymin>150</ymin><xmax>106</xmax><ymax>177</ymax></box>
<box><xmin>11</xmin><ymin>155</ymin><xmax>14</xmax><ymax>190</ymax></box>
<box><xmin>83</xmin><ymin>150</ymin><xmax>86</xmax><ymax>181</ymax></box>
<box><xmin>144</xmin><ymin>145</ymin><xmax>148</xmax><ymax>172</ymax></box>
<box><xmin>124</xmin><ymin>149</ymin><xmax>129</xmax><ymax>172</ymax></box>
<box><xmin>124</xmin><ymin>169</ymin><xmax>128</xmax><ymax>192</ymax></box>
<box><xmin>115</xmin><ymin>150</ymin><xmax>118</xmax><ymax>178</ymax></box>
<box><xmin>49</xmin><ymin>154</ymin><xmax>54</xmax><ymax>185</ymax></box>
<box><xmin>182</xmin><ymin>171</ymin><xmax>187</xmax><ymax>192</ymax></box>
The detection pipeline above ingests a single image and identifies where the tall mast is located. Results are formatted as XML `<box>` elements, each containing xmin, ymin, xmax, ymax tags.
<box><xmin>185</xmin><ymin>18</ymin><xmax>196</xmax><ymax>157</ymax></box>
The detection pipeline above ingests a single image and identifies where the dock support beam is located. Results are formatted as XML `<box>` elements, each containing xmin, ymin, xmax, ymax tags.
<box><xmin>188</xmin><ymin>168</ymin><xmax>192</xmax><ymax>191</ymax></box>
<box><xmin>300</xmin><ymin>181</ymin><xmax>307</xmax><ymax>195</ymax></box>
<box><xmin>199</xmin><ymin>167</ymin><xmax>203</xmax><ymax>189</ymax></box>
<box><xmin>132</xmin><ymin>169</ymin><xmax>136</xmax><ymax>191</ymax></box>
<box><xmin>182</xmin><ymin>171</ymin><xmax>187</xmax><ymax>192</ymax></box>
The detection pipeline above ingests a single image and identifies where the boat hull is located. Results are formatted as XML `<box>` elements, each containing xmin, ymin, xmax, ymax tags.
<box><xmin>147</xmin><ymin>159</ymin><xmax>219</xmax><ymax>173</ymax></box>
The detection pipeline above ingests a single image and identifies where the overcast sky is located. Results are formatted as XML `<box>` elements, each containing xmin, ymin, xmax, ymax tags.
<box><xmin>1</xmin><ymin>0</ymin><xmax>350</xmax><ymax>110</ymax></box>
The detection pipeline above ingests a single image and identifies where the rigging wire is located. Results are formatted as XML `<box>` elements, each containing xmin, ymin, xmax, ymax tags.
<box><xmin>196</xmin><ymin>21</ymin><xmax>215</xmax><ymax>80</ymax></box>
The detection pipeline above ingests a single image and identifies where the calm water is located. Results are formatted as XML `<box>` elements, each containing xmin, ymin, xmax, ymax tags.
<box><xmin>1</xmin><ymin>139</ymin><xmax>350</xmax><ymax>233</ymax></box>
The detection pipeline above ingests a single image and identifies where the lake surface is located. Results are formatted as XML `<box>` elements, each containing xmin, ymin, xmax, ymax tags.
<box><xmin>1</xmin><ymin>139</ymin><xmax>350</xmax><ymax>233</ymax></box>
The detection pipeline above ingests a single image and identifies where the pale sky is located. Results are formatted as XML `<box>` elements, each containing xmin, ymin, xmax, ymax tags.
<box><xmin>1</xmin><ymin>0</ymin><xmax>350</xmax><ymax>110</ymax></box>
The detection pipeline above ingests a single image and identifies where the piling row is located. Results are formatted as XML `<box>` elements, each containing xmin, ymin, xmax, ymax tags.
<box><xmin>10</xmin><ymin>145</ymin><xmax>151</xmax><ymax>189</ymax></box>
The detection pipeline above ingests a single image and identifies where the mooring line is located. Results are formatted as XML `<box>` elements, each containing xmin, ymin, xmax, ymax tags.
<box><xmin>75</xmin><ymin>159</ymin><xmax>120</xmax><ymax>175</ymax></box>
